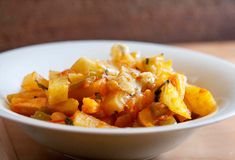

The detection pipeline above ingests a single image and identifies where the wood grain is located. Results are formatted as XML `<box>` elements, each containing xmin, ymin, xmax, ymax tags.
<box><xmin>0</xmin><ymin>119</ymin><xmax>17</xmax><ymax>160</ymax></box>
<box><xmin>3</xmin><ymin>120</ymin><xmax>71</xmax><ymax>160</ymax></box>
<box><xmin>0</xmin><ymin>0</ymin><xmax>235</xmax><ymax>51</ymax></box>
<box><xmin>0</xmin><ymin>41</ymin><xmax>234</xmax><ymax>160</ymax></box>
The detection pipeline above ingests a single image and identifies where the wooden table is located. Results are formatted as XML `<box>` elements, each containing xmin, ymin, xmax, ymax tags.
<box><xmin>0</xmin><ymin>41</ymin><xmax>235</xmax><ymax>160</ymax></box>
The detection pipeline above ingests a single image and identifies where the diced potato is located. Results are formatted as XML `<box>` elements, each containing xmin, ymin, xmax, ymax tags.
<box><xmin>7</xmin><ymin>90</ymin><xmax>46</xmax><ymax>103</ymax></box>
<box><xmin>71</xmin><ymin>57</ymin><xmax>101</xmax><ymax>75</ymax></box>
<box><xmin>36</xmin><ymin>75</ymin><xmax>49</xmax><ymax>89</ymax></box>
<box><xmin>111</xmin><ymin>44</ymin><xmax>129</xmax><ymax>58</ymax></box>
<box><xmin>21</xmin><ymin>72</ymin><xmax>39</xmax><ymax>91</ymax></box>
<box><xmin>184</xmin><ymin>85</ymin><xmax>217</xmax><ymax>116</ymax></box>
<box><xmin>51</xmin><ymin>98</ymin><xmax>78</xmax><ymax>116</ymax></box>
<box><xmin>115</xmin><ymin>114</ymin><xmax>132</xmax><ymax>127</ymax></box>
<box><xmin>102</xmin><ymin>91</ymin><xmax>129</xmax><ymax>116</ymax></box>
<box><xmin>149</xmin><ymin>102</ymin><xmax>169</xmax><ymax>117</ymax></box>
<box><xmin>50</xmin><ymin>112</ymin><xmax>67</xmax><ymax>121</ymax></box>
<box><xmin>10</xmin><ymin>97</ymin><xmax>28</xmax><ymax>104</ymax></box>
<box><xmin>82</xmin><ymin>98</ymin><xmax>100</xmax><ymax>114</ymax></box>
<box><xmin>111</xmin><ymin>44</ymin><xmax>136</xmax><ymax>68</ymax></box>
<box><xmin>31</xmin><ymin>111</ymin><xmax>51</xmax><ymax>121</ymax></box>
<box><xmin>60</xmin><ymin>69</ymin><xmax>76</xmax><ymax>77</ymax></box>
<box><xmin>21</xmin><ymin>72</ymin><xmax>48</xmax><ymax>91</ymax></box>
<box><xmin>138</xmin><ymin>102</ymin><xmax>169</xmax><ymax>127</ymax></box>
<box><xmin>160</xmin><ymin>82</ymin><xmax>191</xmax><ymax>119</ymax></box>
<box><xmin>158</xmin><ymin>116</ymin><xmax>177</xmax><ymax>126</ymax></box>
<box><xmin>130</xmin><ymin>51</ymin><xmax>140</xmax><ymax>59</ymax></box>
<box><xmin>69</xmin><ymin>78</ymin><xmax>106</xmax><ymax>101</ymax></box>
<box><xmin>138</xmin><ymin>107</ymin><xmax>154</xmax><ymax>127</ymax></box>
<box><xmin>136</xmin><ymin>54</ymin><xmax>165</xmax><ymax>72</ymax></box>
<box><xmin>68</xmin><ymin>73</ymin><xmax>85</xmax><ymax>84</ymax></box>
<box><xmin>10</xmin><ymin>97</ymin><xmax>47</xmax><ymax>116</ymax></box>
<box><xmin>48</xmin><ymin>77</ymin><xmax>69</xmax><ymax>105</ymax></box>
<box><xmin>49</xmin><ymin>70</ymin><xmax>60</xmax><ymax>80</ymax></box>
<box><xmin>170</xmin><ymin>73</ymin><xmax>187</xmax><ymax>99</ymax></box>
<box><xmin>144</xmin><ymin>57</ymin><xmax>159</xmax><ymax>73</ymax></box>
<box><xmin>73</xmin><ymin>110</ymin><xmax>114</xmax><ymax>128</ymax></box>
<box><xmin>155</xmin><ymin>70</ymin><xmax>172</xmax><ymax>89</ymax></box>
<box><xmin>142</xmin><ymin>89</ymin><xmax>154</xmax><ymax>106</ymax></box>
<box><xmin>161</xmin><ymin>60</ymin><xmax>173</xmax><ymax>71</ymax></box>
<box><xmin>106</xmin><ymin>80</ymin><xmax>120</xmax><ymax>92</ymax></box>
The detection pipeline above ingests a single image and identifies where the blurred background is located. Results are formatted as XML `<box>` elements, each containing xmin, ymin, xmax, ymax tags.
<box><xmin>0</xmin><ymin>0</ymin><xmax>235</xmax><ymax>51</ymax></box>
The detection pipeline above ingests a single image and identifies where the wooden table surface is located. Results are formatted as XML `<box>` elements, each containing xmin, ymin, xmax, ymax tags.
<box><xmin>0</xmin><ymin>41</ymin><xmax>235</xmax><ymax>160</ymax></box>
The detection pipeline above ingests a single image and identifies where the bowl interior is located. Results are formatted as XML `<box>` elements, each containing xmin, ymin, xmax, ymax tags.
<box><xmin>0</xmin><ymin>40</ymin><xmax>234</xmax><ymax>133</ymax></box>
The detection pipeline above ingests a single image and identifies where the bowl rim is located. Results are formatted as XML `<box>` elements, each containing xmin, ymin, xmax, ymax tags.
<box><xmin>0</xmin><ymin>40</ymin><xmax>235</xmax><ymax>135</ymax></box>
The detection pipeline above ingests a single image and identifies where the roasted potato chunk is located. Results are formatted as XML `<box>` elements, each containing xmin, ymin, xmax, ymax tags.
<box><xmin>160</xmin><ymin>82</ymin><xmax>191</xmax><ymax>119</ymax></box>
<box><xmin>138</xmin><ymin>102</ymin><xmax>170</xmax><ymax>127</ymax></box>
<box><xmin>51</xmin><ymin>98</ymin><xmax>78</xmax><ymax>116</ymax></box>
<box><xmin>82</xmin><ymin>98</ymin><xmax>100</xmax><ymax>114</ymax></box>
<box><xmin>102</xmin><ymin>91</ymin><xmax>129</xmax><ymax>116</ymax></box>
<box><xmin>170</xmin><ymin>73</ymin><xmax>187</xmax><ymax>99</ymax></box>
<box><xmin>71</xmin><ymin>57</ymin><xmax>102</xmax><ymax>75</ymax></box>
<box><xmin>48</xmin><ymin>77</ymin><xmax>69</xmax><ymax>105</ymax></box>
<box><xmin>184</xmin><ymin>85</ymin><xmax>217</xmax><ymax>116</ymax></box>
<box><xmin>7</xmin><ymin>90</ymin><xmax>46</xmax><ymax>103</ymax></box>
<box><xmin>73</xmin><ymin>110</ymin><xmax>114</xmax><ymax>128</ymax></box>
<box><xmin>21</xmin><ymin>72</ymin><xmax>48</xmax><ymax>91</ymax></box>
<box><xmin>10</xmin><ymin>97</ymin><xmax>47</xmax><ymax>116</ymax></box>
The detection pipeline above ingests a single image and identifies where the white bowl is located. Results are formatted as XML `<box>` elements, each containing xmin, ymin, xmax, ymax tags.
<box><xmin>0</xmin><ymin>40</ymin><xmax>235</xmax><ymax>160</ymax></box>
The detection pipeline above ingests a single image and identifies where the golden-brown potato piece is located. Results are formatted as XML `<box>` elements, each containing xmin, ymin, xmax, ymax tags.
<box><xmin>138</xmin><ymin>107</ymin><xmax>154</xmax><ymax>127</ymax></box>
<box><xmin>82</xmin><ymin>98</ymin><xmax>100</xmax><ymax>114</ymax></box>
<box><xmin>115</xmin><ymin>113</ymin><xmax>133</xmax><ymax>127</ymax></box>
<box><xmin>71</xmin><ymin>57</ymin><xmax>101</xmax><ymax>75</ymax></box>
<box><xmin>73</xmin><ymin>110</ymin><xmax>114</xmax><ymax>128</ymax></box>
<box><xmin>158</xmin><ymin>116</ymin><xmax>177</xmax><ymax>126</ymax></box>
<box><xmin>170</xmin><ymin>73</ymin><xmax>187</xmax><ymax>99</ymax></box>
<box><xmin>7</xmin><ymin>90</ymin><xmax>46</xmax><ymax>103</ymax></box>
<box><xmin>184</xmin><ymin>85</ymin><xmax>217</xmax><ymax>116</ymax></box>
<box><xmin>48</xmin><ymin>77</ymin><xmax>69</xmax><ymax>105</ymax></box>
<box><xmin>21</xmin><ymin>72</ymin><xmax>48</xmax><ymax>91</ymax></box>
<box><xmin>49</xmin><ymin>70</ymin><xmax>60</xmax><ymax>80</ymax></box>
<box><xmin>51</xmin><ymin>98</ymin><xmax>79</xmax><ymax>116</ymax></box>
<box><xmin>160</xmin><ymin>82</ymin><xmax>191</xmax><ymax>119</ymax></box>
<box><xmin>102</xmin><ymin>91</ymin><xmax>129</xmax><ymax>116</ymax></box>
<box><xmin>138</xmin><ymin>102</ymin><xmax>170</xmax><ymax>127</ymax></box>
<box><xmin>69</xmin><ymin>78</ymin><xmax>106</xmax><ymax>101</ymax></box>
<box><xmin>10</xmin><ymin>97</ymin><xmax>47</xmax><ymax>116</ymax></box>
<box><xmin>68</xmin><ymin>73</ymin><xmax>85</xmax><ymax>85</ymax></box>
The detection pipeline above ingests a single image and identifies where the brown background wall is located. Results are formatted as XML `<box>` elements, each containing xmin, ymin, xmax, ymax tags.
<box><xmin>0</xmin><ymin>0</ymin><xmax>235</xmax><ymax>51</ymax></box>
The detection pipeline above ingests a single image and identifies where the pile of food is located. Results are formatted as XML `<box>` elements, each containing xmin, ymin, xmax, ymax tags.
<box><xmin>7</xmin><ymin>44</ymin><xmax>217</xmax><ymax>128</ymax></box>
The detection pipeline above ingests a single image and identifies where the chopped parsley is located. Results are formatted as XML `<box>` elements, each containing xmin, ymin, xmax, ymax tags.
<box><xmin>35</xmin><ymin>80</ymin><xmax>48</xmax><ymax>90</ymax></box>
<box><xmin>145</xmin><ymin>58</ymin><xmax>149</xmax><ymax>64</ymax></box>
<box><xmin>95</xmin><ymin>92</ymin><xmax>102</xmax><ymax>99</ymax></box>
<box><xmin>65</xmin><ymin>117</ymin><xmax>73</xmax><ymax>125</ymax></box>
<box><xmin>154</xmin><ymin>80</ymin><xmax>170</xmax><ymax>102</ymax></box>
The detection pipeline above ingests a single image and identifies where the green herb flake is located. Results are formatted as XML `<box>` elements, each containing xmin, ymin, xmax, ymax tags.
<box><xmin>35</xmin><ymin>80</ymin><xmax>48</xmax><ymax>90</ymax></box>
<box><xmin>104</xmin><ymin>69</ymin><xmax>109</xmax><ymax>75</ymax></box>
<box><xmin>65</xmin><ymin>117</ymin><xmax>73</xmax><ymax>125</ymax></box>
<box><xmin>145</xmin><ymin>58</ymin><xmax>149</xmax><ymax>64</ymax></box>
<box><xmin>95</xmin><ymin>92</ymin><xmax>102</xmax><ymax>99</ymax></box>
<box><xmin>31</xmin><ymin>111</ymin><xmax>51</xmax><ymax>121</ymax></box>
<box><xmin>154</xmin><ymin>80</ymin><xmax>170</xmax><ymax>102</ymax></box>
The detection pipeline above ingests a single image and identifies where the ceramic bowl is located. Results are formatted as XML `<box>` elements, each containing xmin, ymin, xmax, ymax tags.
<box><xmin>0</xmin><ymin>41</ymin><xmax>235</xmax><ymax>160</ymax></box>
